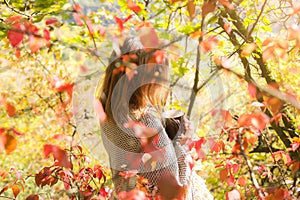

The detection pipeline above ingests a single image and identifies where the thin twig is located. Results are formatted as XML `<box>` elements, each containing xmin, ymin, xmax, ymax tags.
<box><xmin>237</xmin><ymin>129</ymin><xmax>265</xmax><ymax>199</ymax></box>
<box><xmin>247</xmin><ymin>0</ymin><xmax>268</xmax><ymax>38</ymax></box>
<box><xmin>4</xmin><ymin>0</ymin><xmax>31</xmax><ymax>18</ymax></box>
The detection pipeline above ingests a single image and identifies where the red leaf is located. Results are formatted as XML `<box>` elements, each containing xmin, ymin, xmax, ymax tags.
<box><xmin>187</xmin><ymin>0</ymin><xmax>196</xmax><ymax>20</ymax></box>
<box><xmin>5</xmin><ymin>15</ymin><xmax>22</xmax><ymax>23</ymax></box>
<box><xmin>202</xmin><ymin>2</ymin><xmax>216</xmax><ymax>18</ymax></box>
<box><xmin>238</xmin><ymin>112</ymin><xmax>269</xmax><ymax>134</ymax></box>
<box><xmin>127</xmin><ymin>0</ymin><xmax>141</xmax><ymax>13</ymax></box>
<box><xmin>218</xmin><ymin>0</ymin><xmax>234</xmax><ymax>9</ymax></box>
<box><xmin>43</xmin><ymin>144</ymin><xmax>72</xmax><ymax>168</ymax></box>
<box><xmin>226</xmin><ymin>189</ymin><xmax>241</xmax><ymax>200</ymax></box>
<box><xmin>114</xmin><ymin>16</ymin><xmax>124</xmax><ymax>31</ymax></box>
<box><xmin>43</xmin><ymin>29</ymin><xmax>50</xmax><ymax>41</ymax></box>
<box><xmin>15</xmin><ymin>48</ymin><xmax>21</xmax><ymax>58</ymax></box>
<box><xmin>45</xmin><ymin>18</ymin><xmax>58</xmax><ymax>26</ymax></box>
<box><xmin>7</xmin><ymin>23</ymin><xmax>24</xmax><ymax>47</ymax></box>
<box><xmin>73</xmin><ymin>4</ymin><xmax>82</xmax><ymax>12</ymax></box>
<box><xmin>94</xmin><ymin>98</ymin><xmax>107</xmax><ymax>124</ymax></box>
<box><xmin>12</xmin><ymin>184</ymin><xmax>20</xmax><ymax>198</ymax></box>
<box><xmin>26</xmin><ymin>194</ymin><xmax>39</xmax><ymax>200</ymax></box>
<box><xmin>73</xmin><ymin>13</ymin><xmax>83</xmax><ymax>26</ymax></box>
<box><xmin>247</xmin><ymin>83</ymin><xmax>256</xmax><ymax>98</ymax></box>
<box><xmin>124</xmin><ymin>14</ymin><xmax>133</xmax><ymax>23</ymax></box>
<box><xmin>226</xmin><ymin>174</ymin><xmax>235</xmax><ymax>186</ymax></box>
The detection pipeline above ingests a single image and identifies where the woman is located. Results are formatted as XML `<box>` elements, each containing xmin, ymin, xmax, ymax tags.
<box><xmin>98</xmin><ymin>37</ymin><xmax>206</xmax><ymax>199</ymax></box>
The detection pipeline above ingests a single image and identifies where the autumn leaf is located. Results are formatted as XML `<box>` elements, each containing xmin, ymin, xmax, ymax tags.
<box><xmin>247</xmin><ymin>83</ymin><xmax>256</xmax><ymax>98</ymax></box>
<box><xmin>73</xmin><ymin>13</ymin><xmax>84</xmax><ymax>26</ymax></box>
<box><xmin>238</xmin><ymin>112</ymin><xmax>269</xmax><ymax>134</ymax></box>
<box><xmin>43</xmin><ymin>144</ymin><xmax>72</xmax><ymax>168</ymax></box>
<box><xmin>241</xmin><ymin>43</ymin><xmax>257</xmax><ymax>57</ymax></box>
<box><xmin>238</xmin><ymin>176</ymin><xmax>247</xmax><ymax>187</ymax></box>
<box><xmin>127</xmin><ymin>0</ymin><xmax>142</xmax><ymax>13</ymax></box>
<box><xmin>187</xmin><ymin>0</ymin><xmax>195</xmax><ymax>21</ymax></box>
<box><xmin>12</xmin><ymin>184</ymin><xmax>20</xmax><ymax>198</ymax></box>
<box><xmin>265</xmin><ymin>96</ymin><xmax>283</xmax><ymax>114</ymax></box>
<box><xmin>29</xmin><ymin>36</ymin><xmax>46</xmax><ymax>53</ymax></box>
<box><xmin>5</xmin><ymin>134</ymin><xmax>17</xmax><ymax>154</ymax></box>
<box><xmin>45</xmin><ymin>18</ymin><xmax>58</xmax><ymax>26</ymax></box>
<box><xmin>7</xmin><ymin>23</ymin><xmax>24</xmax><ymax>47</ymax></box>
<box><xmin>220</xmin><ymin>168</ymin><xmax>228</xmax><ymax>181</ymax></box>
<box><xmin>202</xmin><ymin>2</ymin><xmax>216</xmax><ymax>18</ymax></box>
<box><xmin>26</xmin><ymin>194</ymin><xmax>39</xmax><ymax>200</ymax></box>
<box><xmin>73</xmin><ymin>3</ymin><xmax>82</xmax><ymax>12</ymax></box>
<box><xmin>6</xmin><ymin>102</ymin><xmax>16</xmax><ymax>117</ymax></box>
<box><xmin>199</xmin><ymin>36</ymin><xmax>218</xmax><ymax>53</ymax></box>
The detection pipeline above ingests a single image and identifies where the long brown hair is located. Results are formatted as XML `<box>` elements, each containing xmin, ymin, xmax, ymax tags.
<box><xmin>98</xmin><ymin>37</ymin><xmax>169</xmax><ymax>121</ymax></box>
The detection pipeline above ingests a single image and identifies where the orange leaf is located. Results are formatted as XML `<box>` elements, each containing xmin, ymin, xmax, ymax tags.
<box><xmin>199</xmin><ymin>36</ymin><xmax>218</xmax><ymax>53</ymax></box>
<box><xmin>187</xmin><ymin>0</ymin><xmax>196</xmax><ymax>20</ymax></box>
<box><xmin>241</xmin><ymin>43</ymin><xmax>257</xmax><ymax>57</ymax></box>
<box><xmin>12</xmin><ymin>184</ymin><xmax>20</xmax><ymax>198</ymax></box>
<box><xmin>202</xmin><ymin>2</ymin><xmax>216</xmax><ymax>18</ymax></box>
<box><xmin>238</xmin><ymin>176</ymin><xmax>247</xmax><ymax>187</ymax></box>
<box><xmin>265</xmin><ymin>97</ymin><xmax>283</xmax><ymax>114</ymax></box>
<box><xmin>6</xmin><ymin>102</ymin><xmax>16</xmax><ymax>117</ymax></box>
<box><xmin>5</xmin><ymin>134</ymin><xmax>17</xmax><ymax>154</ymax></box>
<box><xmin>220</xmin><ymin>168</ymin><xmax>228</xmax><ymax>181</ymax></box>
